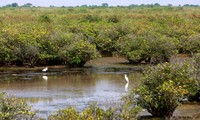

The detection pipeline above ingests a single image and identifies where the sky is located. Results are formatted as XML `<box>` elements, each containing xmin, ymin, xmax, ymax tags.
<box><xmin>0</xmin><ymin>0</ymin><xmax>200</xmax><ymax>7</ymax></box>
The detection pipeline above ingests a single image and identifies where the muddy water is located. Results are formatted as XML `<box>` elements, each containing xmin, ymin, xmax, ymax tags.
<box><xmin>0</xmin><ymin>67</ymin><xmax>142</xmax><ymax>119</ymax></box>
<box><xmin>0</xmin><ymin>66</ymin><xmax>199</xmax><ymax>119</ymax></box>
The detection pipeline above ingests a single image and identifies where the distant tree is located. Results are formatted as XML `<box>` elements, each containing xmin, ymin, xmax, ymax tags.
<box><xmin>101</xmin><ymin>3</ymin><xmax>108</xmax><ymax>7</ymax></box>
<box><xmin>168</xmin><ymin>4</ymin><xmax>173</xmax><ymax>6</ymax></box>
<box><xmin>154</xmin><ymin>3</ymin><xmax>160</xmax><ymax>6</ymax></box>
<box><xmin>22</xmin><ymin>3</ymin><xmax>33</xmax><ymax>7</ymax></box>
<box><xmin>183</xmin><ymin>4</ymin><xmax>190</xmax><ymax>7</ymax></box>
<box><xmin>11</xmin><ymin>3</ymin><xmax>18</xmax><ymax>7</ymax></box>
<box><xmin>129</xmin><ymin>4</ymin><xmax>138</xmax><ymax>7</ymax></box>
<box><xmin>81</xmin><ymin>5</ymin><xmax>88</xmax><ymax>7</ymax></box>
<box><xmin>5</xmin><ymin>4</ymin><xmax>12</xmax><ymax>7</ymax></box>
<box><xmin>140</xmin><ymin>4</ymin><xmax>145</xmax><ymax>6</ymax></box>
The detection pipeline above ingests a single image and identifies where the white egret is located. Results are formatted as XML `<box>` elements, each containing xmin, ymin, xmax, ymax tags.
<box><xmin>42</xmin><ymin>67</ymin><xmax>48</xmax><ymax>72</ymax></box>
<box><xmin>124</xmin><ymin>74</ymin><xmax>129</xmax><ymax>83</ymax></box>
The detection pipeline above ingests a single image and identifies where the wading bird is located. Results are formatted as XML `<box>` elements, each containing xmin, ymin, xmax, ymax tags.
<box><xmin>124</xmin><ymin>74</ymin><xmax>129</xmax><ymax>83</ymax></box>
<box><xmin>42</xmin><ymin>67</ymin><xmax>48</xmax><ymax>72</ymax></box>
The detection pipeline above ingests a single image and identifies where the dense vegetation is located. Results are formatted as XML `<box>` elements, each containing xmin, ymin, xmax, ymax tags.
<box><xmin>0</xmin><ymin>6</ymin><xmax>200</xmax><ymax>67</ymax></box>
<box><xmin>0</xmin><ymin>5</ymin><xmax>200</xmax><ymax>119</ymax></box>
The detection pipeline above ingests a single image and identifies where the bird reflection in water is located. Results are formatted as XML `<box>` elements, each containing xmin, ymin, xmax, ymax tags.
<box><xmin>124</xmin><ymin>74</ymin><xmax>129</xmax><ymax>92</ymax></box>
<box><xmin>42</xmin><ymin>76</ymin><xmax>48</xmax><ymax>81</ymax></box>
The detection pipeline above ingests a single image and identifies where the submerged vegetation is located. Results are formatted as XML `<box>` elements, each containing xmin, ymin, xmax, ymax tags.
<box><xmin>0</xmin><ymin>6</ymin><xmax>200</xmax><ymax>67</ymax></box>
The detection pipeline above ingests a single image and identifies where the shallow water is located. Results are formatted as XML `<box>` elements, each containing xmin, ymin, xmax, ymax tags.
<box><xmin>0</xmin><ymin>67</ymin><xmax>142</xmax><ymax>119</ymax></box>
<box><xmin>0</xmin><ymin>66</ymin><xmax>199</xmax><ymax>119</ymax></box>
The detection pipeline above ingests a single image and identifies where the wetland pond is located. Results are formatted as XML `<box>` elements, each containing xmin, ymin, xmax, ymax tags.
<box><xmin>0</xmin><ymin>66</ymin><xmax>142</xmax><ymax>119</ymax></box>
<box><xmin>0</xmin><ymin>56</ymin><xmax>199</xmax><ymax>119</ymax></box>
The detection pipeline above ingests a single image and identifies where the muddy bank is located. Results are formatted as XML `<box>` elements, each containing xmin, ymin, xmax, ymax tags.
<box><xmin>0</xmin><ymin>57</ymin><xmax>146</xmax><ymax>75</ymax></box>
<box><xmin>138</xmin><ymin>103</ymin><xmax>200</xmax><ymax>120</ymax></box>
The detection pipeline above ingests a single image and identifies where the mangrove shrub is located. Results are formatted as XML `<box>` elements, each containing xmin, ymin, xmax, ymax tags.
<box><xmin>0</xmin><ymin>92</ymin><xmax>35</xmax><ymax>120</ymax></box>
<box><xmin>59</xmin><ymin>34</ymin><xmax>99</xmax><ymax>67</ymax></box>
<box><xmin>135</xmin><ymin>63</ymin><xmax>199</xmax><ymax>118</ymax></box>
<box><xmin>118</xmin><ymin>32</ymin><xmax>178</xmax><ymax>63</ymax></box>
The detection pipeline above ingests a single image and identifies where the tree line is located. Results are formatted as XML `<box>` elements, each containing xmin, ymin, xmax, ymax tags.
<box><xmin>2</xmin><ymin>2</ymin><xmax>200</xmax><ymax>8</ymax></box>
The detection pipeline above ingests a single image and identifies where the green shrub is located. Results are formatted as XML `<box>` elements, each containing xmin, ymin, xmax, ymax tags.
<box><xmin>81</xmin><ymin>103</ymin><xmax>114</xmax><ymax>120</ymax></box>
<box><xmin>0</xmin><ymin>92</ymin><xmax>35</xmax><ymax>120</ymax></box>
<box><xmin>59</xmin><ymin>34</ymin><xmax>99</xmax><ymax>67</ymax></box>
<box><xmin>95</xmin><ymin>24</ymin><xmax>131</xmax><ymax>56</ymax></box>
<box><xmin>82</xmin><ymin>14</ymin><xmax>102</xmax><ymax>22</ymax></box>
<box><xmin>145</xmin><ymin>32</ymin><xmax>178</xmax><ymax>63</ymax></box>
<box><xmin>121</xmin><ymin>91</ymin><xmax>142</xmax><ymax>120</ymax></box>
<box><xmin>0</xmin><ymin>39</ymin><xmax>16</xmax><ymax>66</ymax></box>
<box><xmin>118</xmin><ymin>32</ymin><xmax>178</xmax><ymax>63</ymax></box>
<box><xmin>16</xmin><ymin>45</ymin><xmax>40</xmax><ymax>67</ymax></box>
<box><xmin>135</xmin><ymin>63</ymin><xmax>199</xmax><ymax>118</ymax></box>
<box><xmin>182</xmin><ymin>34</ymin><xmax>200</xmax><ymax>55</ymax></box>
<box><xmin>118</xmin><ymin>34</ymin><xmax>147</xmax><ymax>63</ymax></box>
<box><xmin>107</xmin><ymin>15</ymin><xmax>120</xmax><ymax>23</ymax></box>
<box><xmin>39</xmin><ymin>14</ymin><xmax>51</xmax><ymax>23</ymax></box>
<box><xmin>48</xmin><ymin>107</ymin><xmax>80</xmax><ymax>120</ymax></box>
<box><xmin>48</xmin><ymin>103</ymin><xmax>115</xmax><ymax>120</ymax></box>
<box><xmin>188</xmin><ymin>53</ymin><xmax>200</xmax><ymax>102</ymax></box>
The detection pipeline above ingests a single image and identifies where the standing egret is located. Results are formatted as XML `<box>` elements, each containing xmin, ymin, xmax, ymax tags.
<box><xmin>42</xmin><ymin>67</ymin><xmax>48</xmax><ymax>72</ymax></box>
<box><xmin>124</xmin><ymin>74</ymin><xmax>129</xmax><ymax>83</ymax></box>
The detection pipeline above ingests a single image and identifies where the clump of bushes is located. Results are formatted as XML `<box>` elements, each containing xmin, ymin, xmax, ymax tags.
<box><xmin>118</xmin><ymin>32</ymin><xmax>178</xmax><ymax>64</ymax></box>
<box><xmin>48</xmin><ymin>107</ymin><xmax>80</xmax><ymax>120</ymax></box>
<box><xmin>107</xmin><ymin>15</ymin><xmax>120</xmax><ymax>23</ymax></box>
<box><xmin>39</xmin><ymin>14</ymin><xmax>52</xmax><ymax>23</ymax></box>
<box><xmin>134</xmin><ymin>63</ymin><xmax>199</xmax><ymax>118</ymax></box>
<box><xmin>182</xmin><ymin>34</ymin><xmax>200</xmax><ymax>55</ymax></box>
<box><xmin>48</xmin><ymin>103</ymin><xmax>115</xmax><ymax>120</ymax></box>
<box><xmin>48</xmin><ymin>102</ymin><xmax>141</xmax><ymax>120</ymax></box>
<box><xmin>188</xmin><ymin>53</ymin><xmax>200</xmax><ymax>102</ymax></box>
<box><xmin>81</xmin><ymin>14</ymin><xmax>102</xmax><ymax>22</ymax></box>
<box><xmin>0</xmin><ymin>92</ymin><xmax>35</xmax><ymax>120</ymax></box>
<box><xmin>59</xmin><ymin>34</ymin><xmax>99</xmax><ymax>67</ymax></box>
